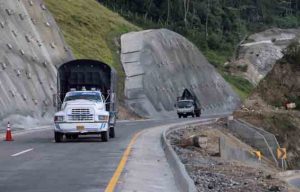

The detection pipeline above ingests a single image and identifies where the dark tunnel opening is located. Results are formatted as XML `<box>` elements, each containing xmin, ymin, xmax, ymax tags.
<box><xmin>57</xmin><ymin>60</ymin><xmax>115</xmax><ymax>106</ymax></box>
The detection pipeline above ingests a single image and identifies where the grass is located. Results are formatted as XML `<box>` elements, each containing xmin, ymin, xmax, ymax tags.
<box><xmin>44</xmin><ymin>0</ymin><xmax>141</xmax><ymax>99</ymax></box>
<box><xmin>203</xmin><ymin>49</ymin><xmax>254</xmax><ymax>100</ymax></box>
<box><xmin>44</xmin><ymin>0</ymin><xmax>139</xmax><ymax>66</ymax></box>
<box><xmin>222</xmin><ymin>74</ymin><xmax>254</xmax><ymax>100</ymax></box>
<box><xmin>203</xmin><ymin>49</ymin><xmax>228</xmax><ymax>69</ymax></box>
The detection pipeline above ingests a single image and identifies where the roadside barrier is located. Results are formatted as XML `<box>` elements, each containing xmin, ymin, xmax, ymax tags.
<box><xmin>227</xmin><ymin>119</ymin><xmax>280</xmax><ymax>166</ymax></box>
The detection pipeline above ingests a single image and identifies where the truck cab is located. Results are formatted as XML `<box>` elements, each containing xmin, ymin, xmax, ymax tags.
<box><xmin>176</xmin><ymin>89</ymin><xmax>201</xmax><ymax>118</ymax></box>
<box><xmin>54</xmin><ymin>90</ymin><xmax>111</xmax><ymax>142</ymax></box>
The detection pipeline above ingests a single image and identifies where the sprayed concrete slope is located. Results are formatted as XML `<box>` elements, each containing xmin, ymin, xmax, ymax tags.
<box><xmin>121</xmin><ymin>29</ymin><xmax>240</xmax><ymax>119</ymax></box>
<box><xmin>234</xmin><ymin>28</ymin><xmax>300</xmax><ymax>85</ymax></box>
<box><xmin>0</xmin><ymin>0</ymin><xmax>73</xmax><ymax>126</ymax></box>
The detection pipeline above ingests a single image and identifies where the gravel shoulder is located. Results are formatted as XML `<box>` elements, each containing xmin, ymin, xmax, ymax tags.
<box><xmin>167</xmin><ymin>120</ymin><xmax>295</xmax><ymax>192</ymax></box>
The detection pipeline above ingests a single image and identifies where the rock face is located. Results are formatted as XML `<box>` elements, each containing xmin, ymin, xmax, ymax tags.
<box><xmin>0</xmin><ymin>0</ymin><xmax>73</xmax><ymax>124</ymax></box>
<box><xmin>121</xmin><ymin>29</ymin><xmax>240</xmax><ymax>118</ymax></box>
<box><xmin>234</xmin><ymin>28</ymin><xmax>300</xmax><ymax>85</ymax></box>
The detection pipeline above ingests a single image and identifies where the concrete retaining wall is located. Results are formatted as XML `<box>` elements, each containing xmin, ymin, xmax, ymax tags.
<box><xmin>121</xmin><ymin>29</ymin><xmax>240</xmax><ymax>119</ymax></box>
<box><xmin>227</xmin><ymin>119</ymin><xmax>279</xmax><ymax>165</ymax></box>
<box><xmin>0</xmin><ymin>0</ymin><xmax>73</xmax><ymax>124</ymax></box>
<box><xmin>219</xmin><ymin>136</ymin><xmax>259</xmax><ymax>164</ymax></box>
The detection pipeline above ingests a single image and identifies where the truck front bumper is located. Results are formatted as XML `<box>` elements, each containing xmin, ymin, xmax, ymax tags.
<box><xmin>54</xmin><ymin>122</ymin><xmax>108</xmax><ymax>134</ymax></box>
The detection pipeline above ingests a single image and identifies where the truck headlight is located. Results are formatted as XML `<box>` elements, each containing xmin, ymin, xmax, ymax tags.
<box><xmin>98</xmin><ymin>115</ymin><xmax>109</xmax><ymax>121</ymax></box>
<box><xmin>54</xmin><ymin>116</ymin><xmax>64</xmax><ymax>122</ymax></box>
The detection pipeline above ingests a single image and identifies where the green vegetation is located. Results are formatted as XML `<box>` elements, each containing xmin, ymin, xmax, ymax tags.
<box><xmin>44</xmin><ymin>0</ymin><xmax>140</xmax><ymax>99</ymax></box>
<box><xmin>99</xmin><ymin>0</ymin><xmax>299</xmax><ymax>66</ymax></box>
<box><xmin>282</xmin><ymin>41</ymin><xmax>300</xmax><ymax>65</ymax></box>
<box><xmin>44</xmin><ymin>0</ymin><xmax>140</xmax><ymax>69</ymax></box>
<box><xmin>222</xmin><ymin>74</ymin><xmax>254</xmax><ymax>100</ymax></box>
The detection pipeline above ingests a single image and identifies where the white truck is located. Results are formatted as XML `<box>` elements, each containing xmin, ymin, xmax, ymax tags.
<box><xmin>175</xmin><ymin>89</ymin><xmax>201</xmax><ymax>118</ymax></box>
<box><xmin>53</xmin><ymin>59</ymin><xmax>117</xmax><ymax>142</ymax></box>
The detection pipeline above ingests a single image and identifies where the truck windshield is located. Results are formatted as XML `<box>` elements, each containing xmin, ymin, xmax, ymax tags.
<box><xmin>64</xmin><ymin>92</ymin><xmax>102</xmax><ymax>102</ymax></box>
<box><xmin>177</xmin><ymin>101</ymin><xmax>193</xmax><ymax>108</ymax></box>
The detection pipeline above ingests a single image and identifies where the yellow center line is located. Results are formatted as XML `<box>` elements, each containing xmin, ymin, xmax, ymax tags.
<box><xmin>105</xmin><ymin>131</ymin><xmax>143</xmax><ymax>192</ymax></box>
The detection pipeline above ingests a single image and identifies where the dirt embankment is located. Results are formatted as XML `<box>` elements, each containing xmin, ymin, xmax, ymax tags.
<box><xmin>256</xmin><ymin>61</ymin><xmax>300</xmax><ymax>108</ymax></box>
<box><xmin>236</xmin><ymin>57</ymin><xmax>300</xmax><ymax>169</ymax></box>
<box><xmin>168</xmin><ymin>121</ymin><xmax>291</xmax><ymax>192</ymax></box>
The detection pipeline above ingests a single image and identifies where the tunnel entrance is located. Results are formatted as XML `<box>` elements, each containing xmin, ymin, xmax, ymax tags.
<box><xmin>57</xmin><ymin>59</ymin><xmax>115</xmax><ymax>103</ymax></box>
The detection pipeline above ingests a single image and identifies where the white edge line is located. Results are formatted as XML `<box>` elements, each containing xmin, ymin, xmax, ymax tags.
<box><xmin>11</xmin><ymin>148</ymin><xmax>34</xmax><ymax>157</ymax></box>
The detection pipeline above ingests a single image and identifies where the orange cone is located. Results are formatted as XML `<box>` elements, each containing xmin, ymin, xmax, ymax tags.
<box><xmin>5</xmin><ymin>122</ymin><xmax>13</xmax><ymax>141</ymax></box>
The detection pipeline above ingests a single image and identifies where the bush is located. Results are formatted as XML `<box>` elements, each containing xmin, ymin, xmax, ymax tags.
<box><xmin>222</xmin><ymin>74</ymin><xmax>254</xmax><ymax>99</ymax></box>
<box><xmin>282</xmin><ymin>41</ymin><xmax>300</xmax><ymax>65</ymax></box>
<box><xmin>237</xmin><ymin>65</ymin><xmax>248</xmax><ymax>72</ymax></box>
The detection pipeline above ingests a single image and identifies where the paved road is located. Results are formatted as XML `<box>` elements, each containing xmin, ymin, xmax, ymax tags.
<box><xmin>0</xmin><ymin>117</ymin><xmax>213</xmax><ymax>192</ymax></box>
<box><xmin>288</xmin><ymin>178</ymin><xmax>300</xmax><ymax>189</ymax></box>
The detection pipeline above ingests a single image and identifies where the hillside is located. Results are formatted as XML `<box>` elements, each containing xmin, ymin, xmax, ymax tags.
<box><xmin>229</xmin><ymin>28</ymin><xmax>300</xmax><ymax>85</ymax></box>
<box><xmin>99</xmin><ymin>0</ymin><xmax>300</xmax><ymax>99</ymax></box>
<box><xmin>235</xmin><ymin>42</ymin><xmax>300</xmax><ymax>169</ymax></box>
<box><xmin>0</xmin><ymin>0</ymin><xmax>72</xmax><ymax>128</ymax></box>
<box><xmin>44</xmin><ymin>0</ymin><xmax>140</xmax><ymax>100</ymax></box>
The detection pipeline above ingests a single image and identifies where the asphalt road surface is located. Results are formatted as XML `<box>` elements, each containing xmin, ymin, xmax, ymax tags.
<box><xmin>0</xmin><ymin>116</ymin><xmax>216</xmax><ymax>192</ymax></box>
<box><xmin>288</xmin><ymin>178</ymin><xmax>300</xmax><ymax>189</ymax></box>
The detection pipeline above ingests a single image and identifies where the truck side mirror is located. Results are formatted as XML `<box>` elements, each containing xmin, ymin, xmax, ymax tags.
<box><xmin>53</xmin><ymin>94</ymin><xmax>57</xmax><ymax>107</ymax></box>
<box><xmin>53</xmin><ymin>94</ymin><xmax>62</xmax><ymax>110</ymax></box>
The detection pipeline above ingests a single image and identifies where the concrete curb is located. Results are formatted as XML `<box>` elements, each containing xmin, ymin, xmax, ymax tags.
<box><xmin>161</xmin><ymin>119</ymin><xmax>217</xmax><ymax>192</ymax></box>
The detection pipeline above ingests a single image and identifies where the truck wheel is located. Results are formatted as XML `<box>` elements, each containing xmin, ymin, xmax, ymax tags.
<box><xmin>192</xmin><ymin>114</ymin><xmax>195</xmax><ymax>118</ymax></box>
<box><xmin>54</xmin><ymin>132</ymin><xmax>63</xmax><ymax>143</ymax></box>
<box><xmin>195</xmin><ymin>110</ymin><xmax>201</xmax><ymax>117</ymax></box>
<box><xmin>65</xmin><ymin>134</ymin><xmax>72</xmax><ymax>140</ymax></box>
<box><xmin>101</xmin><ymin>131</ymin><xmax>109</xmax><ymax>142</ymax></box>
<box><xmin>71</xmin><ymin>134</ymin><xmax>78</xmax><ymax>139</ymax></box>
<box><xmin>178</xmin><ymin>114</ymin><xmax>182</xmax><ymax>118</ymax></box>
<box><xmin>183</xmin><ymin>115</ymin><xmax>187</xmax><ymax>118</ymax></box>
<box><xmin>109</xmin><ymin>127</ymin><xmax>115</xmax><ymax>138</ymax></box>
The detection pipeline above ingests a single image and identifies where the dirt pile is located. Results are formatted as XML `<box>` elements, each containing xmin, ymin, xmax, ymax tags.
<box><xmin>168</xmin><ymin>122</ymin><xmax>291</xmax><ymax>192</ymax></box>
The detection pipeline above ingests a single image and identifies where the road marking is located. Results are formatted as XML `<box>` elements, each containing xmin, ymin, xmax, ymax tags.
<box><xmin>11</xmin><ymin>148</ymin><xmax>33</xmax><ymax>157</ymax></box>
<box><xmin>105</xmin><ymin>131</ymin><xmax>143</xmax><ymax>192</ymax></box>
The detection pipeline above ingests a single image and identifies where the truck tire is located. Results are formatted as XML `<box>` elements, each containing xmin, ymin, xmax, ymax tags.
<box><xmin>55</xmin><ymin>132</ymin><xmax>63</xmax><ymax>143</ymax></box>
<box><xmin>183</xmin><ymin>115</ymin><xmax>187</xmax><ymax>118</ymax></box>
<box><xmin>195</xmin><ymin>110</ymin><xmax>201</xmax><ymax>117</ymax></box>
<box><xmin>192</xmin><ymin>114</ymin><xmax>195</xmax><ymax>118</ymax></box>
<box><xmin>101</xmin><ymin>131</ymin><xmax>109</xmax><ymax>142</ymax></box>
<box><xmin>109</xmin><ymin>127</ymin><xmax>115</xmax><ymax>138</ymax></box>
<box><xmin>65</xmin><ymin>134</ymin><xmax>72</xmax><ymax>140</ymax></box>
<box><xmin>178</xmin><ymin>114</ymin><xmax>182</xmax><ymax>118</ymax></box>
<box><xmin>71</xmin><ymin>134</ymin><xmax>78</xmax><ymax>139</ymax></box>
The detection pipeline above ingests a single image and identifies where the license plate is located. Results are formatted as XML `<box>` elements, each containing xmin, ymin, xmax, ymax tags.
<box><xmin>76</xmin><ymin>125</ymin><xmax>85</xmax><ymax>131</ymax></box>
